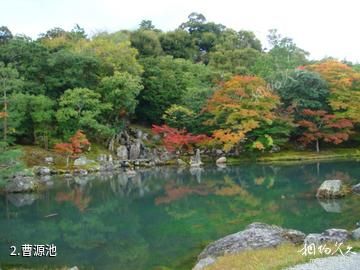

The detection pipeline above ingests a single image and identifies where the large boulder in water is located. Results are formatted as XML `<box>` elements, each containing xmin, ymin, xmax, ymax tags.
<box><xmin>316</xmin><ymin>180</ymin><xmax>347</xmax><ymax>199</ymax></box>
<box><xmin>193</xmin><ymin>222</ymin><xmax>305</xmax><ymax>269</ymax></box>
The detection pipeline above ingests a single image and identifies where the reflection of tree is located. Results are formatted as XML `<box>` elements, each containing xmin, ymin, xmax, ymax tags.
<box><xmin>56</xmin><ymin>186</ymin><xmax>91</xmax><ymax>212</ymax></box>
<box><xmin>155</xmin><ymin>180</ymin><xmax>210</xmax><ymax>205</ymax></box>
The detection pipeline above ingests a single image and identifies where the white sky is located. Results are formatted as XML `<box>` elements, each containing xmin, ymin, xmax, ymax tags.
<box><xmin>2</xmin><ymin>0</ymin><xmax>359</xmax><ymax>62</ymax></box>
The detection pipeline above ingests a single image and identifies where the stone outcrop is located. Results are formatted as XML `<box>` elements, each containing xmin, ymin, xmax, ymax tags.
<box><xmin>116</xmin><ymin>145</ymin><xmax>128</xmax><ymax>160</ymax></box>
<box><xmin>316</xmin><ymin>180</ymin><xmax>347</xmax><ymax>199</ymax></box>
<box><xmin>304</xmin><ymin>228</ymin><xmax>350</xmax><ymax>244</ymax></box>
<box><xmin>194</xmin><ymin>222</ymin><xmax>305</xmax><ymax>269</ymax></box>
<box><xmin>129</xmin><ymin>140</ymin><xmax>141</xmax><ymax>160</ymax></box>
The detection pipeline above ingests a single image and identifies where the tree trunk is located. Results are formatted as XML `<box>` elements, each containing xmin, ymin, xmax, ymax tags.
<box><xmin>316</xmin><ymin>139</ymin><xmax>320</xmax><ymax>153</ymax></box>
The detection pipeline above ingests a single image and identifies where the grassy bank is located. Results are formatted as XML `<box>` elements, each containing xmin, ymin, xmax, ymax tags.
<box><xmin>205</xmin><ymin>241</ymin><xmax>360</xmax><ymax>270</ymax></box>
<box><xmin>227</xmin><ymin>148</ymin><xmax>360</xmax><ymax>165</ymax></box>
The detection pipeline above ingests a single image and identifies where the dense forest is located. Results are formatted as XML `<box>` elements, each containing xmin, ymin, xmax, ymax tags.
<box><xmin>1</xmin><ymin>12</ymin><xmax>360</xmax><ymax>175</ymax></box>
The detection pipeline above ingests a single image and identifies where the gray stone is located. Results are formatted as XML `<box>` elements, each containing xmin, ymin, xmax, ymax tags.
<box><xmin>74</xmin><ymin>156</ymin><xmax>88</xmax><ymax>166</ymax></box>
<box><xmin>190</xmin><ymin>149</ymin><xmax>203</xmax><ymax>167</ymax></box>
<box><xmin>305</xmin><ymin>229</ymin><xmax>350</xmax><ymax>244</ymax></box>
<box><xmin>177</xmin><ymin>159</ymin><xmax>187</xmax><ymax>166</ymax></box>
<box><xmin>116</xmin><ymin>145</ymin><xmax>128</xmax><ymax>160</ymax></box>
<box><xmin>5</xmin><ymin>176</ymin><xmax>38</xmax><ymax>193</ymax></box>
<box><xmin>35</xmin><ymin>166</ymin><xmax>51</xmax><ymax>175</ymax></box>
<box><xmin>193</xmin><ymin>257</ymin><xmax>216</xmax><ymax>270</ymax></box>
<box><xmin>129</xmin><ymin>140</ymin><xmax>141</xmax><ymax>160</ymax></box>
<box><xmin>216</xmin><ymin>157</ymin><xmax>227</xmax><ymax>164</ymax></box>
<box><xmin>316</xmin><ymin>180</ymin><xmax>347</xmax><ymax>199</ymax></box>
<box><xmin>352</xmin><ymin>183</ymin><xmax>360</xmax><ymax>193</ymax></box>
<box><xmin>194</xmin><ymin>222</ymin><xmax>305</xmax><ymax>269</ymax></box>
<box><xmin>352</xmin><ymin>228</ymin><xmax>360</xmax><ymax>240</ymax></box>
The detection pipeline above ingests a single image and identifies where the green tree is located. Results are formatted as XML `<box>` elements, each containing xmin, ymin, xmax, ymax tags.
<box><xmin>56</xmin><ymin>88</ymin><xmax>112</xmax><ymax>138</ymax></box>
<box><xmin>276</xmin><ymin>69</ymin><xmax>330</xmax><ymax>117</ymax></box>
<box><xmin>7</xmin><ymin>93</ymin><xmax>54</xmax><ymax>147</ymax></box>
<box><xmin>0</xmin><ymin>26</ymin><xmax>13</xmax><ymax>43</ymax></box>
<box><xmin>160</xmin><ymin>30</ymin><xmax>197</xmax><ymax>60</ymax></box>
<box><xmin>0</xmin><ymin>62</ymin><xmax>22</xmax><ymax>143</ymax></box>
<box><xmin>136</xmin><ymin>56</ymin><xmax>213</xmax><ymax>123</ymax></box>
<box><xmin>130</xmin><ymin>30</ymin><xmax>163</xmax><ymax>57</ymax></box>
<box><xmin>209</xmin><ymin>47</ymin><xmax>261</xmax><ymax>77</ymax></box>
<box><xmin>74</xmin><ymin>34</ymin><xmax>143</xmax><ymax>76</ymax></box>
<box><xmin>97</xmin><ymin>71</ymin><xmax>143</xmax><ymax>127</ymax></box>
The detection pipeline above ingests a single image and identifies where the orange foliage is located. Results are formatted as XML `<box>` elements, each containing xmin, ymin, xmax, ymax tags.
<box><xmin>205</xmin><ymin>75</ymin><xmax>280</xmax><ymax>151</ymax></box>
<box><xmin>307</xmin><ymin>60</ymin><xmax>360</xmax><ymax>122</ymax></box>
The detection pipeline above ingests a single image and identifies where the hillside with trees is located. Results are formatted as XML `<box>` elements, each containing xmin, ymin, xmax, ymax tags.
<box><xmin>1</xmin><ymin>13</ymin><xmax>360</xmax><ymax>178</ymax></box>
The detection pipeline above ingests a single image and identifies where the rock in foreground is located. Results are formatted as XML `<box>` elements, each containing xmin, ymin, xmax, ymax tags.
<box><xmin>194</xmin><ymin>222</ymin><xmax>305</xmax><ymax>269</ymax></box>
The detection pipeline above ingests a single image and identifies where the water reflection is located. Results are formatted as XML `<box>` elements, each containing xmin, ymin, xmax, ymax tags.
<box><xmin>0</xmin><ymin>161</ymin><xmax>360</xmax><ymax>270</ymax></box>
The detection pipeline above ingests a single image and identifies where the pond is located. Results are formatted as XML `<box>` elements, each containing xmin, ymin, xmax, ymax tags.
<box><xmin>0</xmin><ymin>160</ymin><xmax>360</xmax><ymax>269</ymax></box>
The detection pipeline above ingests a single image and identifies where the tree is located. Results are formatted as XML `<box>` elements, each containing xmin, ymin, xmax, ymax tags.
<box><xmin>74</xmin><ymin>34</ymin><xmax>143</xmax><ymax>76</ymax></box>
<box><xmin>205</xmin><ymin>75</ymin><xmax>281</xmax><ymax>152</ymax></box>
<box><xmin>54</xmin><ymin>130</ymin><xmax>90</xmax><ymax>167</ymax></box>
<box><xmin>0</xmin><ymin>37</ymin><xmax>49</xmax><ymax>95</ymax></box>
<box><xmin>8</xmin><ymin>93</ymin><xmax>54</xmax><ymax>147</ymax></box>
<box><xmin>276</xmin><ymin>69</ymin><xmax>330</xmax><ymax>116</ymax></box>
<box><xmin>139</xmin><ymin>20</ymin><xmax>156</xmax><ymax>31</ymax></box>
<box><xmin>56</xmin><ymin>88</ymin><xmax>111</xmax><ymax>138</ymax></box>
<box><xmin>97</xmin><ymin>71</ymin><xmax>143</xmax><ymax>126</ymax></box>
<box><xmin>0</xmin><ymin>62</ymin><xmax>22</xmax><ymax>143</ymax></box>
<box><xmin>0</xmin><ymin>26</ymin><xmax>13</xmax><ymax>43</ymax></box>
<box><xmin>265</xmin><ymin>29</ymin><xmax>309</xmax><ymax>76</ymax></box>
<box><xmin>136</xmin><ymin>56</ymin><xmax>213</xmax><ymax>123</ymax></box>
<box><xmin>209</xmin><ymin>47</ymin><xmax>261</xmax><ymax>77</ymax></box>
<box><xmin>152</xmin><ymin>124</ymin><xmax>208</xmax><ymax>152</ymax></box>
<box><xmin>160</xmin><ymin>30</ymin><xmax>197</xmax><ymax>60</ymax></box>
<box><xmin>307</xmin><ymin>60</ymin><xmax>360</xmax><ymax>123</ymax></box>
<box><xmin>297</xmin><ymin>109</ymin><xmax>353</xmax><ymax>152</ymax></box>
<box><xmin>162</xmin><ymin>105</ymin><xmax>195</xmax><ymax>130</ymax></box>
<box><xmin>130</xmin><ymin>30</ymin><xmax>163</xmax><ymax>57</ymax></box>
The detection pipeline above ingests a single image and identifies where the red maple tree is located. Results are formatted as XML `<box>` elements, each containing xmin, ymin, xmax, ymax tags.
<box><xmin>152</xmin><ymin>124</ymin><xmax>209</xmax><ymax>152</ymax></box>
<box><xmin>297</xmin><ymin>109</ymin><xmax>353</xmax><ymax>152</ymax></box>
<box><xmin>54</xmin><ymin>130</ymin><xmax>90</xmax><ymax>167</ymax></box>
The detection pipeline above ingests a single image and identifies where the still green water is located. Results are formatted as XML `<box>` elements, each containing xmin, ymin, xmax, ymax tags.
<box><xmin>0</xmin><ymin>160</ymin><xmax>359</xmax><ymax>269</ymax></box>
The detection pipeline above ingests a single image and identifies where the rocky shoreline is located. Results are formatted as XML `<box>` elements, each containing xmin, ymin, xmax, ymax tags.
<box><xmin>193</xmin><ymin>222</ymin><xmax>360</xmax><ymax>270</ymax></box>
